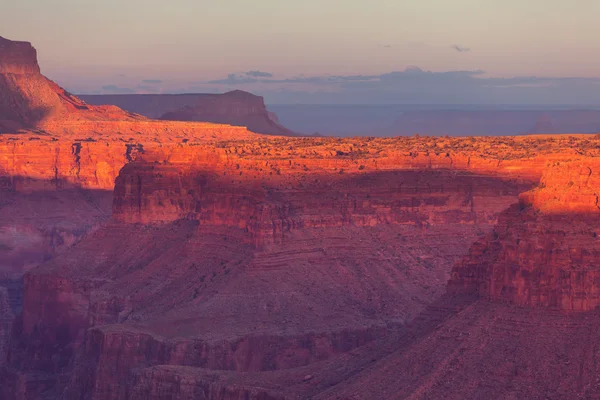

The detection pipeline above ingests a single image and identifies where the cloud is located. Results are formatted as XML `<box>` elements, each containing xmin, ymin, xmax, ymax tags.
<box><xmin>245</xmin><ymin>70</ymin><xmax>273</xmax><ymax>78</ymax></box>
<box><xmin>206</xmin><ymin>72</ymin><xmax>379</xmax><ymax>86</ymax></box>
<box><xmin>208</xmin><ymin>73</ymin><xmax>260</xmax><ymax>85</ymax></box>
<box><xmin>141</xmin><ymin>79</ymin><xmax>163</xmax><ymax>84</ymax></box>
<box><xmin>452</xmin><ymin>45</ymin><xmax>471</xmax><ymax>53</ymax></box>
<box><xmin>257</xmin><ymin>69</ymin><xmax>600</xmax><ymax>105</ymax></box>
<box><xmin>207</xmin><ymin>70</ymin><xmax>274</xmax><ymax>84</ymax></box>
<box><xmin>118</xmin><ymin>67</ymin><xmax>600</xmax><ymax>105</ymax></box>
<box><xmin>101</xmin><ymin>85</ymin><xmax>135</xmax><ymax>94</ymax></box>
<box><xmin>267</xmin><ymin>75</ymin><xmax>378</xmax><ymax>84</ymax></box>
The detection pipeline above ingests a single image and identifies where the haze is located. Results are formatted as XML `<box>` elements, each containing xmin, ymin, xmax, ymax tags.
<box><xmin>3</xmin><ymin>0</ymin><xmax>600</xmax><ymax>103</ymax></box>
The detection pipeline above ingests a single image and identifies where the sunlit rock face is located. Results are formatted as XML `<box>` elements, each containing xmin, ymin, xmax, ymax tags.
<box><xmin>450</xmin><ymin>159</ymin><xmax>600</xmax><ymax>311</ymax></box>
<box><xmin>8</xmin><ymin>34</ymin><xmax>600</xmax><ymax>399</ymax></box>
<box><xmin>0</xmin><ymin>36</ymin><xmax>143</xmax><ymax>132</ymax></box>
<box><xmin>0</xmin><ymin>37</ymin><xmax>40</xmax><ymax>75</ymax></box>
<box><xmin>23</xmin><ymin>161</ymin><xmax>525</xmax><ymax>400</ymax></box>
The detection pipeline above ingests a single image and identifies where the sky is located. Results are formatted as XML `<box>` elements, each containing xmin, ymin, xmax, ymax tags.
<box><xmin>2</xmin><ymin>0</ymin><xmax>600</xmax><ymax>104</ymax></box>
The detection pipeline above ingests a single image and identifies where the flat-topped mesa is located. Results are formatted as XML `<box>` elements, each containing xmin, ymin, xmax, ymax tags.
<box><xmin>0</xmin><ymin>36</ymin><xmax>143</xmax><ymax>132</ymax></box>
<box><xmin>159</xmin><ymin>90</ymin><xmax>297</xmax><ymax>136</ymax></box>
<box><xmin>79</xmin><ymin>90</ymin><xmax>298</xmax><ymax>136</ymax></box>
<box><xmin>0</xmin><ymin>36</ymin><xmax>40</xmax><ymax>75</ymax></box>
<box><xmin>449</xmin><ymin>158</ymin><xmax>600</xmax><ymax>311</ymax></box>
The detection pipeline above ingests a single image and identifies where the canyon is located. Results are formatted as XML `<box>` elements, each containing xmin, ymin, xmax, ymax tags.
<box><xmin>3</xmin><ymin>35</ymin><xmax>600</xmax><ymax>400</ymax></box>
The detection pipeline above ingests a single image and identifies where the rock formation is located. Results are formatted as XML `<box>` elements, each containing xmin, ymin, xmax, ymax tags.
<box><xmin>5</xmin><ymin>35</ymin><xmax>600</xmax><ymax>400</ymax></box>
<box><xmin>5</xmin><ymin>131</ymin><xmax>600</xmax><ymax>399</ymax></box>
<box><xmin>449</xmin><ymin>158</ymin><xmax>600</xmax><ymax>310</ymax></box>
<box><xmin>0</xmin><ymin>36</ymin><xmax>143</xmax><ymax>133</ymax></box>
<box><xmin>80</xmin><ymin>91</ymin><xmax>298</xmax><ymax>136</ymax></box>
<box><xmin>7</xmin><ymin>138</ymin><xmax>533</xmax><ymax>398</ymax></box>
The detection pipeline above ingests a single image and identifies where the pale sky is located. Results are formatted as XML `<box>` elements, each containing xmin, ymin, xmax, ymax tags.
<box><xmin>3</xmin><ymin>0</ymin><xmax>600</xmax><ymax>102</ymax></box>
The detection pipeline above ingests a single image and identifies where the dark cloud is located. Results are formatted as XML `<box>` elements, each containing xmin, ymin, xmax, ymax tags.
<box><xmin>191</xmin><ymin>67</ymin><xmax>600</xmax><ymax>105</ymax></box>
<box><xmin>206</xmin><ymin>73</ymin><xmax>378</xmax><ymax>85</ymax></box>
<box><xmin>208</xmin><ymin>73</ymin><xmax>259</xmax><ymax>84</ymax></box>
<box><xmin>452</xmin><ymin>45</ymin><xmax>471</xmax><ymax>53</ymax></box>
<box><xmin>245</xmin><ymin>70</ymin><xmax>273</xmax><ymax>78</ymax></box>
<box><xmin>101</xmin><ymin>85</ymin><xmax>135</xmax><ymax>94</ymax></box>
<box><xmin>208</xmin><ymin>71</ymin><xmax>274</xmax><ymax>84</ymax></box>
<box><xmin>266</xmin><ymin>75</ymin><xmax>375</xmax><ymax>84</ymax></box>
<box><xmin>142</xmin><ymin>79</ymin><xmax>163</xmax><ymax>84</ymax></box>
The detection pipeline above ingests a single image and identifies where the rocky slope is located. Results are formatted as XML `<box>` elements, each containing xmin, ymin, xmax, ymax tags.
<box><xmin>449</xmin><ymin>158</ymin><xmax>600</xmax><ymax>310</ymax></box>
<box><xmin>8</xmin><ymin>140</ymin><xmax>531</xmax><ymax>399</ymax></box>
<box><xmin>312</xmin><ymin>157</ymin><xmax>600</xmax><ymax>398</ymax></box>
<box><xmin>0</xmin><ymin>37</ymin><xmax>143</xmax><ymax>133</ymax></box>
<box><xmin>80</xmin><ymin>91</ymin><xmax>297</xmax><ymax>136</ymax></box>
<box><xmin>5</xmin><ymin>131</ymin><xmax>600</xmax><ymax>399</ymax></box>
<box><xmin>5</xmin><ymin>36</ymin><xmax>600</xmax><ymax>400</ymax></box>
<box><xmin>127</xmin><ymin>156</ymin><xmax>600</xmax><ymax>400</ymax></box>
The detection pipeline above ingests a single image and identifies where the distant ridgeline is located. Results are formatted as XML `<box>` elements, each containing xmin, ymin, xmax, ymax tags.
<box><xmin>79</xmin><ymin>91</ymin><xmax>299</xmax><ymax>136</ymax></box>
<box><xmin>267</xmin><ymin>105</ymin><xmax>600</xmax><ymax>137</ymax></box>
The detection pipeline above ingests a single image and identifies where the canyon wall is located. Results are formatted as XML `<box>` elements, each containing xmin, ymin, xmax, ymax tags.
<box><xmin>449</xmin><ymin>159</ymin><xmax>600</xmax><ymax>311</ymax></box>
<box><xmin>5</xmin><ymin>130</ymin><xmax>600</xmax><ymax>399</ymax></box>
<box><xmin>4</xmin><ymin>137</ymin><xmax>545</xmax><ymax>399</ymax></box>
<box><xmin>0</xmin><ymin>36</ymin><xmax>143</xmax><ymax>133</ymax></box>
<box><xmin>6</xmin><ymin>34</ymin><xmax>600</xmax><ymax>398</ymax></box>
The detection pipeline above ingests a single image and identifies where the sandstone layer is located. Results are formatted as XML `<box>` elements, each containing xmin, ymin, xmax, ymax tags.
<box><xmin>5</xmin><ymin>35</ymin><xmax>600</xmax><ymax>400</ymax></box>
<box><xmin>0</xmin><ymin>37</ymin><xmax>144</xmax><ymax>133</ymax></box>
<box><xmin>449</xmin><ymin>158</ymin><xmax>600</xmax><ymax>311</ymax></box>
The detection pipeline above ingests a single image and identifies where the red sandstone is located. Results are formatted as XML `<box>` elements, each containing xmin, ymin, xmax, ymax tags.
<box><xmin>3</xmin><ymin>36</ymin><xmax>600</xmax><ymax>400</ymax></box>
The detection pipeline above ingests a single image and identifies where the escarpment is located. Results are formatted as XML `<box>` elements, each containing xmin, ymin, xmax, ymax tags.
<box><xmin>6</xmin><ymin>35</ymin><xmax>600</xmax><ymax>398</ymax></box>
<box><xmin>18</xmin><ymin>156</ymin><xmax>527</xmax><ymax>399</ymax></box>
<box><xmin>6</xmin><ymin>132</ymin><xmax>600</xmax><ymax>399</ymax></box>
<box><xmin>5</xmin><ymin>134</ymin><xmax>561</xmax><ymax>399</ymax></box>
<box><xmin>111</xmin><ymin>156</ymin><xmax>528</xmax><ymax>244</ymax></box>
<box><xmin>6</xmin><ymin>126</ymin><xmax>600</xmax><ymax>399</ymax></box>
<box><xmin>80</xmin><ymin>91</ymin><xmax>298</xmax><ymax>136</ymax></box>
<box><xmin>450</xmin><ymin>159</ymin><xmax>600</xmax><ymax>311</ymax></box>
<box><xmin>0</xmin><ymin>36</ymin><xmax>144</xmax><ymax>132</ymax></box>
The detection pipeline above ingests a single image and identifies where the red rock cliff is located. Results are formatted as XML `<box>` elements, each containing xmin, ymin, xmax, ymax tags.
<box><xmin>0</xmin><ymin>36</ymin><xmax>142</xmax><ymax>132</ymax></box>
<box><xmin>449</xmin><ymin>159</ymin><xmax>600</xmax><ymax>311</ymax></box>
<box><xmin>0</xmin><ymin>37</ymin><xmax>40</xmax><ymax>75</ymax></box>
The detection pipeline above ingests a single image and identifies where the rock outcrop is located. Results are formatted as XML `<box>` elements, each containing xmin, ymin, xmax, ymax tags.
<box><xmin>3</xmin><ymin>132</ymin><xmax>559</xmax><ymax>399</ymax></box>
<box><xmin>449</xmin><ymin>159</ymin><xmax>600</xmax><ymax>311</ymax></box>
<box><xmin>0</xmin><ymin>36</ymin><xmax>142</xmax><ymax>132</ymax></box>
<box><xmin>10</xmin><ymin>138</ymin><xmax>533</xmax><ymax>397</ymax></box>
<box><xmin>80</xmin><ymin>91</ymin><xmax>298</xmax><ymax>136</ymax></box>
<box><xmin>7</xmin><ymin>35</ymin><xmax>600</xmax><ymax>400</ymax></box>
<box><xmin>0</xmin><ymin>37</ymin><xmax>40</xmax><ymax>75</ymax></box>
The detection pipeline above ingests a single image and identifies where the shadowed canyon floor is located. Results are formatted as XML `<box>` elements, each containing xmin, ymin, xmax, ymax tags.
<box><xmin>4</xmin><ymin>36</ymin><xmax>600</xmax><ymax>399</ymax></box>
